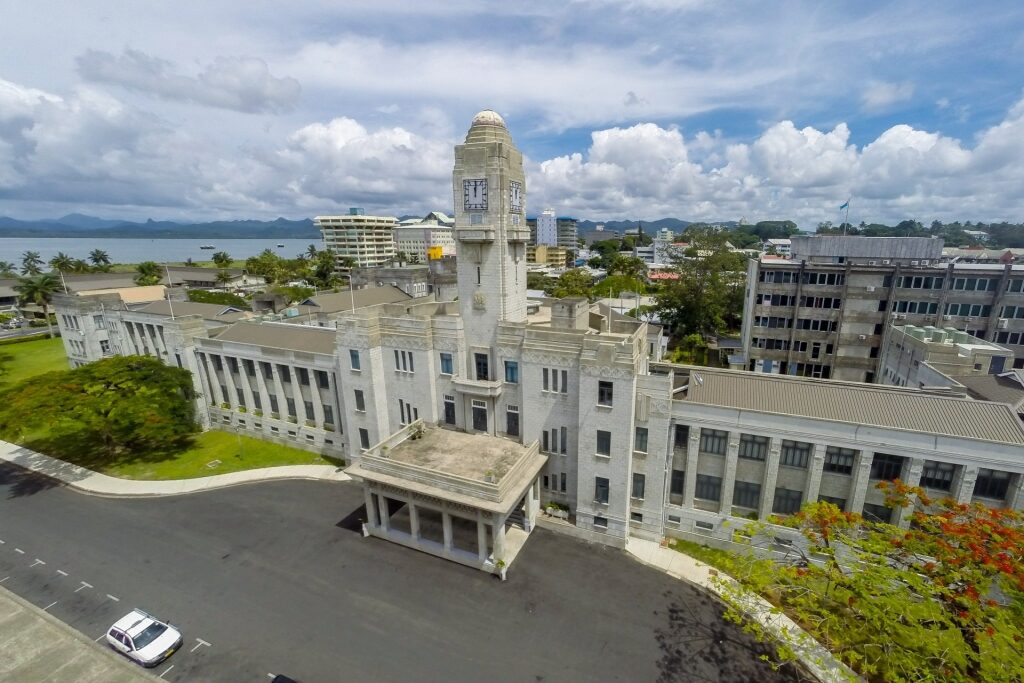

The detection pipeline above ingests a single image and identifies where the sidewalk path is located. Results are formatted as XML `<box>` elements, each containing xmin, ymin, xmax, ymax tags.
<box><xmin>0</xmin><ymin>440</ymin><xmax>349</xmax><ymax>498</ymax></box>
<box><xmin>625</xmin><ymin>537</ymin><xmax>860</xmax><ymax>683</ymax></box>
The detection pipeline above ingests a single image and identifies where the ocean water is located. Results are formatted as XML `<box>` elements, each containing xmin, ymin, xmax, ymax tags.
<box><xmin>0</xmin><ymin>237</ymin><xmax>319</xmax><ymax>266</ymax></box>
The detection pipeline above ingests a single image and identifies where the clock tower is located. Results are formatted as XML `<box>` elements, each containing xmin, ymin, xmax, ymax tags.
<box><xmin>453</xmin><ymin>110</ymin><xmax>530</xmax><ymax>374</ymax></box>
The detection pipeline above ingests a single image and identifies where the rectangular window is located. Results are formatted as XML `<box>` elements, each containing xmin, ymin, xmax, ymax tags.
<box><xmin>738</xmin><ymin>434</ymin><xmax>768</xmax><ymax>461</ymax></box>
<box><xmin>506</xmin><ymin>405</ymin><xmax>520</xmax><ymax>437</ymax></box>
<box><xmin>262</xmin><ymin>362</ymin><xmax>273</xmax><ymax>380</ymax></box>
<box><xmin>560</xmin><ymin>426</ymin><xmax>567</xmax><ymax>454</ymax></box>
<box><xmin>349</xmin><ymin>349</ymin><xmax>361</xmax><ymax>370</ymax></box>
<box><xmin>862</xmin><ymin>503</ymin><xmax>893</xmax><ymax>524</ymax></box>
<box><xmin>780</xmin><ymin>440</ymin><xmax>811</xmax><ymax>468</ymax></box>
<box><xmin>699</xmin><ymin>429</ymin><xmax>728</xmax><ymax>455</ymax></box>
<box><xmin>670</xmin><ymin>470</ymin><xmax>685</xmax><ymax>497</ymax></box>
<box><xmin>212</xmin><ymin>355</ymin><xmax>223</xmax><ymax>371</ymax></box>
<box><xmin>394</xmin><ymin>349</ymin><xmax>400</xmax><ymax>370</ymax></box>
<box><xmin>443</xmin><ymin>394</ymin><xmax>456</xmax><ymax>425</ymax></box>
<box><xmin>439</xmin><ymin>352</ymin><xmax>453</xmax><ymax>375</ymax></box>
<box><xmin>359</xmin><ymin>428</ymin><xmax>370</xmax><ymax>450</ymax></box>
<box><xmin>316</xmin><ymin>370</ymin><xmax>330</xmax><ymax>389</ymax></box>
<box><xmin>542</xmin><ymin>430</ymin><xmax>550</xmax><ymax>452</ymax></box>
<box><xmin>560</xmin><ymin>369</ymin><xmax>568</xmax><ymax>393</ymax></box>
<box><xmin>236</xmin><ymin>388</ymin><xmax>245</xmax><ymax>407</ymax></box>
<box><xmin>695</xmin><ymin>474</ymin><xmax>722</xmax><ymax>502</ymax></box>
<box><xmin>819</xmin><ymin>495</ymin><xmax>846</xmax><ymax>510</ymax></box>
<box><xmin>269</xmin><ymin>394</ymin><xmax>279</xmax><ymax>414</ymax></box>
<box><xmin>594</xmin><ymin>515</ymin><xmax>608</xmax><ymax>528</ymax></box>
<box><xmin>278</xmin><ymin>365</ymin><xmax>290</xmax><ymax>383</ymax></box>
<box><xmin>243</xmin><ymin>359</ymin><xmax>255</xmax><ymax>376</ymax></box>
<box><xmin>597</xmin><ymin>380</ymin><xmax>614</xmax><ymax>406</ymax></box>
<box><xmin>227</xmin><ymin>357</ymin><xmax>239</xmax><ymax>373</ymax></box>
<box><xmin>252</xmin><ymin>394</ymin><xmax>262</xmax><ymax>411</ymax></box>
<box><xmin>634</xmin><ymin>426</ymin><xmax>648</xmax><ymax>453</ymax></box>
<box><xmin>542</xmin><ymin>368</ymin><xmax>549</xmax><ymax>391</ymax></box>
<box><xmin>772</xmin><ymin>487</ymin><xmax>803</xmax><ymax>514</ymax></box>
<box><xmin>100</xmin><ymin>339</ymin><xmax>111</xmax><ymax>355</ymax></box>
<box><xmin>824</xmin><ymin>446</ymin><xmax>855</xmax><ymax>475</ymax></box>
<box><xmin>632</xmin><ymin>473</ymin><xmax>646</xmax><ymax>500</ymax></box>
<box><xmin>474</xmin><ymin>353</ymin><xmax>489</xmax><ymax>381</ymax></box>
<box><xmin>398</xmin><ymin>399</ymin><xmax>407</xmax><ymax>425</ymax></box>
<box><xmin>974</xmin><ymin>468</ymin><xmax>1011</xmax><ymax>500</ymax></box>
<box><xmin>304</xmin><ymin>401</ymin><xmax>314</xmax><ymax>420</ymax></box>
<box><xmin>594</xmin><ymin>477</ymin><xmax>610</xmax><ymax>504</ymax></box>
<box><xmin>504</xmin><ymin>360</ymin><xmax>519</xmax><ymax>384</ymax></box>
<box><xmin>596</xmin><ymin>430</ymin><xmax>611</xmax><ymax>456</ymax></box>
<box><xmin>323</xmin><ymin>404</ymin><xmax>334</xmax><ymax>425</ymax></box>
<box><xmin>921</xmin><ymin>461</ymin><xmax>955</xmax><ymax>491</ymax></box>
<box><xmin>630</xmin><ymin>512</ymin><xmax>643</xmax><ymax>524</ymax></box>
<box><xmin>297</xmin><ymin>368</ymin><xmax>310</xmax><ymax>386</ymax></box>
<box><xmin>870</xmin><ymin>453</ymin><xmax>904</xmax><ymax>481</ymax></box>
<box><xmin>286</xmin><ymin>398</ymin><xmax>297</xmax><ymax>418</ymax></box>
<box><xmin>674</xmin><ymin>424</ymin><xmax>690</xmax><ymax>450</ymax></box>
<box><xmin>354</xmin><ymin>389</ymin><xmax>365</xmax><ymax>412</ymax></box>
<box><xmin>560</xmin><ymin>472</ymin><xmax>566</xmax><ymax>492</ymax></box>
<box><xmin>733</xmin><ymin>481</ymin><xmax>761</xmax><ymax>509</ymax></box>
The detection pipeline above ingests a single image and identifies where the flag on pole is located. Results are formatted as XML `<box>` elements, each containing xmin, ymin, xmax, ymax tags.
<box><xmin>839</xmin><ymin>199</ymin><xmax>850</xmax><ymax>210</ymax></box>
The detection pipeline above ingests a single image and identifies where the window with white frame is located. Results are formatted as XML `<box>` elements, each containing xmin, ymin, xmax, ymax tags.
<box><xmin>596</xmin><ymin>430</ymin><xmax>611</xmax><ymax>456</ymax></box>
<box><xmin>738</xmin><ymin>434</ymin><xmax>768</xmax><ymax>461</ymax></box>
<box><xmin>733</xmin><ymin>481</ymin><xmax>761</xmax><ymax>509</ymax></box>
<box><xmin>780</xmin><ymin>440</ymin><xmax>811</xmax><ymax>468</ymax></box>
<box><xmin>631</xmin><ymin>472</ymin><xmax>646</xmax><ymax>500</ymax></box>
<box><xmin>699</xmin><ymin>429</ymin><xmax>727</xmax><ymax>455</ymax></box>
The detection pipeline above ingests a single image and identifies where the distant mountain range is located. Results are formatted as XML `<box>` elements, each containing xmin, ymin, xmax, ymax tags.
<box><xmin>0</xmin><ymin>214</ymin><xmax>319</xmax><ymax>238</ymax></box>
<box><xmin>0</xmin><ymin>213</ymin><xmax>741</xmax><ymax>240</ymax></box>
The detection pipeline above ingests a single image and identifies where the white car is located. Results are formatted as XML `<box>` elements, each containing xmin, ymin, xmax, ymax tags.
<box><xmin>105</xmin><ymin>609</ymin><xmax>183</xmax><ymax>667</ymax></box>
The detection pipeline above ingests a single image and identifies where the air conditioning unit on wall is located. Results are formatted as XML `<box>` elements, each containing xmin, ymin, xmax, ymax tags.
<box><xmin>999</xmin><ymin>318</ymin><xmax>1010</xmax><ymax>329</ymax></box>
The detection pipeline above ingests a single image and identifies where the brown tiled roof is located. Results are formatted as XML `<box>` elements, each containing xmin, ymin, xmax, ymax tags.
<box><xmin>212</xmin><ymin>321</ymin><xmax>337</xmax><ymax>355</ymax></box>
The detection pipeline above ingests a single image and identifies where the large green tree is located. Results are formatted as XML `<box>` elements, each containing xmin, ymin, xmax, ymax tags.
<box><xmin>14</xmin><ymin>273</ymin><xmax>61</xmax><ymax>338</ymax></box>
<box><xmin>49</xmin><ymin>252</ymin><xmax>74</xmax><ymax>272</ymax></box>
<box><xmin>719</xmin><ymin>486</ymin><xmax>1024</xmax><ymax>682</ymax></box>
<box><xmin>135</xmin><ymin>261</ymin><xmax>162</xmax><ymax>285</ymax></box>
<box><xmin>88</xmin><ymin>249</ymin><xmax>111</xmax><ymax>268</ymax></box>
<box><xmin>20</xmin><ymin>251</ymin><xmax>42</xmax><ymax>275</ymax></box>
<box><xmin>548</xmin><ymin>268</ymin><xmax>593</xmax><ymax>298</ymax></box>
<box><xmin>0</xmin><ymin>356</ymin><xmax>198</xmax><ymax>460</ymax></box>
<box><xmin>655</xmin><ymin>228</ymin><xmax>747</xmax><ymax>337</ymax></box>
<box><xmin>211</xmin><ymin>251</ymin><xmax>232</xmax><ymax>267</ymax></box>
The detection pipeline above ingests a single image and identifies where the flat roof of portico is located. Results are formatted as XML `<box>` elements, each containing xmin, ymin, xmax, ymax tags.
<box><xmin>347</xmin><ymin>424</ymin><xmax>547</xmax><ymax>514</ymax></box>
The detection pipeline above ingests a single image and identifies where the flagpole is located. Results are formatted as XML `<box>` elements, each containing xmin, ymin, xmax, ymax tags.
<box><xmin>844</xmin><ymin>200</ymin><xmax>851</xmax><ymax>235</ymax></box>
<box><xmin>164</xmin><ymin>264</ymin><xmax>175</xmax><ymax>320</ymax></box>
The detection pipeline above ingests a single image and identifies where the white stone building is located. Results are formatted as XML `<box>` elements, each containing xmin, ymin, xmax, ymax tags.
<box><xmin>317</xmin><ymin>210</ymin><xmax>397</xmax><ymax>268</ymax></box>
<box><xmin>393</xmin><ymin>212</ymin><xmax>456</xmax><ymax>261</ymax></box>
<box><xmin>51</xmin><ymin>112</ymin><xmax>1024</xmax><ymax>575</ymax></box>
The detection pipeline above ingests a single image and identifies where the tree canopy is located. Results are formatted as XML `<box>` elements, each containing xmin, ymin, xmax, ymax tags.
<box><xmin>14</xmin><ymin>273</ymin><xmax>61</xmax><ymax>338</ymax></box>
<box><xmin>719</xmin><ymin>485</ymin><xmax>1024</xmax><ymax>682</ymax></box>
<box><xmin>0</xmin><ymin>356</ymin><xmax>198</xmax><ymax>460</ymax></box>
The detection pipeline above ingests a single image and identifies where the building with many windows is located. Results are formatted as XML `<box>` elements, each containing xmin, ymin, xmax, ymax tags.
<box><xmin>739</xmin><ymin>235</ymin><xmax>1024</xmax><ymax>382</ymax></box>
<box><xmin>317</xmin><ymin>209</ymin><xmax>397</xmax><ymax>268</ymax></box>
<box><xmin>528</xmin><ymin>210</ymin><xmax>578</xmax><ymax>253</ymax></box>
<box><xmin>52</xmin><ymin>112</ymin><xmax>1024</xmax><ymax>575</ymax></box>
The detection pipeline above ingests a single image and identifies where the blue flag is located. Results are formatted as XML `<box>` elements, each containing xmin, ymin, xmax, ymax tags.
<box><xmin>839</xmin><ymin>200</ymin><xmax>850</xmax><ymax>210</ymax></box>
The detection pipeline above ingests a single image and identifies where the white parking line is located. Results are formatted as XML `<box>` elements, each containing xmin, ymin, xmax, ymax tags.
<box><xmin>0</xmin><ymin>577</ymin><xmax>8</xmax><ymax>584</ymax></box>
<box><xmin>75</xmin><ymin>582</ymin><xmax>92</xmax><ymax>592</ymax></box>
<box><xmin>0</xmin><ymin>539</ymin><xmax>5</xmax><ymax>544</ymax></box>
<box><xmin>56</xmin><ymin>570</ymin><xmax>68</xmax><ymax>577</ymax></box>
<box><xmin>106</xmin><ymin>594</ymin><xmax>120</xmax><ymax>602</ymax></box>
<box><xmin>95</xmin><ymin>634</ymin><xmax>107</xmax><ymax>642</ymax></box>
<box><xmin>13</xmin><ymin>548</ymin><xmax>24</xmax><ymax>554</ymax></box>
<box><xmin>159</xmin><ymin>664</ymin><xmax>174</xmax><ymax>678</ymax></box>
<box><xmin>43</xmin><ymin>601</ymin><xmax>58</xmax><ymax>611</ymax></box>
<box><xmin>30</xmin><ymin>559</ymin><xmax>45</xmax><ymax>567</ymax></box>
<box><xmin>190</xmin><ymin>638</ymin><xmax>211</xmax><ymax>652</ymax></box>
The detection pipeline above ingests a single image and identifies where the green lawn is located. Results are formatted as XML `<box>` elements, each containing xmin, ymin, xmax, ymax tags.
<box><xmin>0</xmin><ymin>336</ymin><xmax>68</xmax><ymax>387</ymax></box>
<box><xmin>105</xmin><ymin>430</ymin><xmax>342</xmax><ymax>480</ymax></box>
<box><xmin>669</xmin><ymin>537</ymin><xmax>737</xmax><ymax>573</ymax></box>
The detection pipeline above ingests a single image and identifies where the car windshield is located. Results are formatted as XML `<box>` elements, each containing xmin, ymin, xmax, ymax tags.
<box><xmin>131</xmin><ymin>622</ymin><xmax>167</xmax><ymax>650</ymax></box>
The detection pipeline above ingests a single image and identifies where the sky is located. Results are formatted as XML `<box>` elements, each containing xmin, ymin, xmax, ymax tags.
<box><xmin>1</xmin><ymin>1</ymin><xmax>1023</xmax><ymax>229</ymax></box>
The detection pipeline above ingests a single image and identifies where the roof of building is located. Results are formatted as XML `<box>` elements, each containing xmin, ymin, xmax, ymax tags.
<box><xmin>134</xmin><ymin>300</ymin><xmax>250</xmax><ymax>322</ymax></box>
<box><xmin>162</xmin><ymin>266</ymin><xmax>250</xmax><ymax>286</ymax></box>
<box><xmin>212</xmin><ymin>321</ymin><xmax>338</xmax><ymax>355</ymax></box>
<box><xmin>471</xmin><ymin>109</ymin><xmax>506</xmax><ymax>128</ymax></box>
<box><xmin>958</xmin><ymin>372</ymin><xmax>1024</xmax><ymax>411</ymax></box>
<box><xmin>79</xmin><ymin>285</ymin><xmax>167</xmax><ymax>303</ymax></box>
<box><xmin>676</xmin><ymin>366</ymin><xmax>1024</xmax><ymax>445</ymax></box>
<box><xmin>296</xmin><ymin>285</ymin><xmax>411</xmax><ymax>314</ymax></box>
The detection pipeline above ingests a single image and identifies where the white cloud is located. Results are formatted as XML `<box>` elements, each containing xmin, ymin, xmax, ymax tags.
<box><xmin>861</xmin><ymin>81</ymin><xmax>915</xmax><ymax>111</ymax></box>
<box><xmin>76</xmin><ymin>49</ymin><xmax>301</xmax><ymax>113</ymax></box>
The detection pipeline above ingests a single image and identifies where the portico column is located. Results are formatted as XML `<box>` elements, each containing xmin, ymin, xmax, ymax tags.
<box><xmin>238</xmin><ymin>361</ymin><xmax>256</xmax><ymax>413</ymax></box>
<box><xmin>409</xmin><ymin>502</ymin><xmax>420</xmax><ymax>540</ymax></box>
<box><xmin>310</xmin><ymin>371</ymin><xmax>326</xmax><ymax>427</ymax></box>
<box><xmin>442</xmin><ymin>512</ymin><xmax>453</xmax><ymax>552</ymax></box>
<box><xmin>202</xmin><ymin>355</ymin><xmax>225</xmax><ymax>406</ymax></box>
<box><xmin>492</xmin><ymin>517</ymin><xmax>506</xmax><ymax>561</ymax></box>
<box><xmin>377</xmin><ymin>494</ymin><xmax>390</xmax><ymax>532</ymax></box>
<box><xmin>896</xmin><ymin>458</ymin><xmax>924</xmax><ymax>528</ymax></box>
<box><xmin>364</xmin><ymin>489</ymin><xmax>378</xmax><ymax>527</ymax></box>
<box><xmin>288</xmin><ymin>365</ymin><xmax>305</xmax><ymax>421</ymax></box>
<box><xmin>719</xmin><ymin>433</ymin><xmax>740</xmax><ymax>515</ymax></box>
<box><xmin>953</xmin><ymin>466</ymin><xmax>979</xmax><ymax>504</ymax></box>
<box><xmin>849</xmin><ymin>451</ymin><xmax>875</xmax><ymax>515</ymax></box>
<box><xmin>222</xmin><ymin>359</ymin><xmax>239</xmax><ymax>408</ymax></box>
<box><xmin>268</xmin><ymin>364</ymin><xmax>286</xmax><ymax>418</ymax></box>
<box><xmin>759</xmin><ymin>438</ymin><xmax>782</xmax><ymax>520</ymax></box>
<box><xmin>253</xmin><ymin>365</ymin><xmax>272</xmax><ymax>419</ymax></box>
<box><xmin>477</xmin><ymin>514</ymin><xmax>488</xmax><ymax>562</ymax></box>
<box><xmin>805</xmin><ymin>444</ymin><xmax>827</xmax><ymax>504</ymax></box>
<box><xmin>683</xmin><ymin>429</ymin><xmax>700</xmax><ymax>508</ymax></box>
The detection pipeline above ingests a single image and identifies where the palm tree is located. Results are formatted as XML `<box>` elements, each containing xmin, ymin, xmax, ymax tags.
<box><xmin>14</xmin><ymin>273</ymin><xmax>61</xmax><ymax>338</ymax></box>
<box><xmin>0</xmin><ymin>261</ymin><xmax>16</xmax><ymax>277</ymax></box>
<box><xmin>21</xmin><ymin>251</ymin><xmax>42</xmax><ymax>275</ymax></box>
<box><xmin>135</xmin><ymin>261</ymin><xmax>162</xmax><ymax>286</ymax></box>
<box><xmin>70</xmin><ymin>259</ymin><xmax>91</xmax><ymax>273</ymax></box>
<box><xmin>88</xmin><ymin>249</ymin><xmax>111</xmax><ymax>267</ymax></box>
<box><xmin>215</xmin><ymin>270</ymin><xmax>234</xmax><ymax>288</ymax></box>
<box><xmin>49</xmin><ymin>252</ymin><xmax>75</xmax><ymax>272</ymax></box>
<box><xmin>211</xmin><ymin>251</ymin><xmax>232</xmax><ymax>268</ymax></box>
<box><xmin>306</xmin><ymin>244</ymin><xmax>319</xmax><ymax>258</ymax></box>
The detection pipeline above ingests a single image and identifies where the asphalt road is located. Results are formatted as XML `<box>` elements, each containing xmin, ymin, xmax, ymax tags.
<box><xmin>0</xmin><ymin>464</ymin><xmax>804</xmax><ymax>683</ymax></box>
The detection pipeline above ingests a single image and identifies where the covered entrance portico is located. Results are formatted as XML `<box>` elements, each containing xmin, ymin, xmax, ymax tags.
<box><xmin>347</xmin><ymin>421</ymin><xmax>546</xmax><ymax>576</ymax></box>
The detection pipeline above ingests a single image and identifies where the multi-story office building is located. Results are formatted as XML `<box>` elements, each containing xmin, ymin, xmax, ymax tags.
<box><xmin>52</xmin><ymin>112</ymin><xmax>1024</xmax><ymax>576</ymax></box>
<box><xmin>738</xmin><ymin>235</ymin><xmax>1024</xmax><ymax>382</ymax></box>
<box><xmin>526</xmin><ymin>244</ymin><xmax>569</xmax><ymax>268</ymax></box>
<box><xmin>528</xmin><ymin>210</ymin><xmax>578</xmax><ymax>252</ymax></box>
<box><xmin>393</xmin><ymin>212</ymin><xmax>456</xmax><ymax>262</ymax></box>
<box><xmin>879</xmin><ymin>324</ymin><xmax>1012</xmax><ymax>389</ymax></box>
<box><xmin>317</xmin><ymin>209</ymin><xmax>397</xmax><ymax>268</ymax></box>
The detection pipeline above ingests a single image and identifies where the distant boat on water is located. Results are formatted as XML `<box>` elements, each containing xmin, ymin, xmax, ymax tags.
<box><xmin>276</xmin><ymin>243</ymin><xmax>285</xmax><ymax>248</ymax></box>
<box><xmin>200</xmin><ymin>244</ymin><xmax>215</xmax><ymax>249</ymax></box>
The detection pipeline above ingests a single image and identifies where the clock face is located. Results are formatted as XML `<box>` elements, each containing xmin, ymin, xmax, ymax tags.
<box><xmin>463</xmin><ymin>179</ymin><xmax>488</xmax><ymax>210</ymax></box>
<box><xmin>509</xmin><ymin>181</ymin><xmax>522</xmax><ymax>213</ymax></box>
